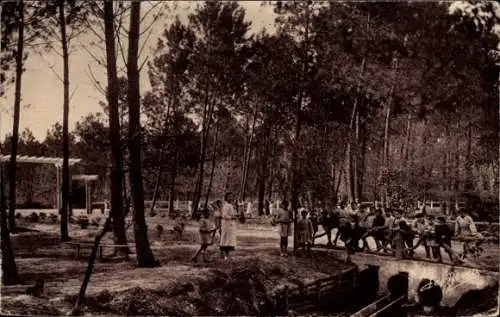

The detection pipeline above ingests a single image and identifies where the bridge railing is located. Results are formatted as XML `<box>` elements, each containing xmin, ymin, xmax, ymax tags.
<box><xmin>275</xmin><ymin>266</ymin><xmax>358</xmax><ymax>313</ymax></box>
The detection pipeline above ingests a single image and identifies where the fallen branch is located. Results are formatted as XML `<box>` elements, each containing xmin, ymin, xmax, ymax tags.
<box><xmin>70</xmin><ymin>216</ymin><xmax>113</xmax><ymax>315</ymax></box>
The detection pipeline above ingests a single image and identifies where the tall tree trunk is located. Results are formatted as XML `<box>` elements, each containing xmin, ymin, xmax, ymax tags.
<box><xmin>240</xmin><ymin>105</ymin><xmax>258</xmax><ymax>202</ymax></box>
<box><xmin>204</xmin><ymin>115</ymin><xmax>220</xmax><ymax>208</ymax></box>
<box><xmin>168</xmin><ymin>114</ymin><xmax>180</xmax><ymax>216</ymax></box>
<box><xmin>191</xmin><ymin>91</ymin><xmax>213</xmax><ymax>215</ymax></box>
<box><xmin>404</xmin><ymin>113</ymin><xmax>412</xmax><ymax>186</ymax></box>
<box><xmin>1</xmin><ymin>163</ymin><xmax>20</xmax><ymax>285</ymax></box>
<box><xmin>8</xmin><ymin>0</ymin><xmax>24</xmax><ymax>233</ymax></box>
<box><xmin>357</xmin><ymin>126</ymin><xmax>366</xmax><ymax>201</ymax></box>
<box><xmin>465</xmin><ymin>122</ymin><xmax>473</xmax><ymax>192</ymax></box>
<box><xmin>290</xmin><ymin>90</ymin><xmax>303</xmax><ymax>250</ymax></box>
<box><xmin>382</xmin><ymin>57</ymin><xmax>399</xmax><ymax>207</ymax></box>
<box><xmin>345</xmin><ymin>13</ymin><xmax>370</xmax><ymax>205</ymax></box>
<box><xmin>454</xmin><ymin>122</ymin><xmax>460</xmax><ymax>196</ymax></box>
<box><xmin>331</xmin><ymin>160</ymin><xmax>336</xmax><ymax>200</ymax></box>
<box><xmin>257</xmin><ymin>117</ymin><xmax>271</xmax><ymax>216</ymax></box>
<box><xmin>149</xmin><ymin>117</ymin><xmax>172</xmax><ymax>214</ymax></box>
<box><xmin>345</xmin><ymin>143</ymin><xmax>353</xmax><ymax>203</ymax></box>
<box><xmin>127</xmin><ymin>0</ymin><xmax>157</xmax><ymax>267</ymax></box>
<box><xmin>345</xmin><ymin>94</ymin><xmax>359</xmax><ymax>204</ymax></box>
<box><xmin>442</xmin><ymin>124</ymin><xmax>449</xmax><ymax>193</ymax></box>
<box><xmin>353</xmin><ymin>111</ymin><xmax>360</xmax><ymax>202</ymax></box>
<box><xmin>104</xmin><ymin>1</ymin><xmax>128</xmax><ymax>253</ymax></box>
<box><xmin>168</xmin><ymin>150</ymin><xmax>178</xmax><ymax>216</ymax></box>
<box><xmin>334</xmin><ymin>166</ymin><xmax>343</xmax><ymax>203</ymax></box>
<box><xmin>149</xmin><ymin>148</ymin><xmax>164</xmax><ymax>214</ymax></box>
<box><xmin>59</xmin><ymin>0</ymin><xmax>70</xmax><ymax>241</ymax></box>
<box><xmin>345</xmin><ymin>54</ymin><xmax>367</xmax><ymax>204</ymax></box>
<box><xmin>240</xmin><ymin>112</ymin><xmax>250</xmax><ymax>197</ymax></box>
<box><xmin>291</xmin><ymin>5</ymin><xmax>312</xmax><ymax>252</ymax></box>
<box><xmin>266</xmin><ymin>126</ymin><xmax>278</xmax><ymax>204</ymax></box>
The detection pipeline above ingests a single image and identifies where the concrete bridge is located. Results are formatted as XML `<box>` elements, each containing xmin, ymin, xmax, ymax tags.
<box><xmin>322</xmin><ymin>249</ymin><xmax>499</xmax><ymax>308</ymax></box>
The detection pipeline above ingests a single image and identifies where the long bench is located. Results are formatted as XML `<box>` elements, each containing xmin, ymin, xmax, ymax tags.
<box><xmin>65</xmin><ymin>242</ymin><xmax>135</xmax><ymax>262</ymax></box>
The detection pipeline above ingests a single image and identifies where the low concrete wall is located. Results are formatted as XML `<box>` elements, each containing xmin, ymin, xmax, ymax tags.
<box><xmin>353</xmin><ymin>253</ymin><xmax>499</xmax><ymax>307</ymax></box>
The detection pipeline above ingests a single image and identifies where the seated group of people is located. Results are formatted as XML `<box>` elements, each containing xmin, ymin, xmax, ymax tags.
<box><xmin>301</xmin><ymin>203</ymin><xmax>486</xmax><ymax>263</ymax></box>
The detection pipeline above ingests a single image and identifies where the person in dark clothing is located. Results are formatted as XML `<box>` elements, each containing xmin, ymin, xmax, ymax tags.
<box><xmin>434</xmin><ymin>216</ymin><xmax>459</xmax><ymax>263</ymax></box>
<box><xmin>412</xmin><ymin>213</ymin><xmax>432</xmax><ymax>258</ymax></box>
<box><xmin>338</xmin><ymin>217</ymin><xmax>357</xmax><ymax>262</ymax></box>
<box><xmin>370</xmin><ymin>209</ymin><xmax>386</xmax><ymax>251</ymax></box>
<box><xmin>264</xmin><ymin>200</ymin><xmax>270</xmax><ymax>215</ymax></box>
<box><xmin>309</xmin><ymin>207</ymin><xmax>319</xmax><ymax>246</ymax></box>
<box><xmin>321</xmin><ymin>205</ymin><xmax>340</xmax><ymax>248</ymax></box>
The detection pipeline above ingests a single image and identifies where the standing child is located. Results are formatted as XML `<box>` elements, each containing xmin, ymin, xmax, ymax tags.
<box><xmin>309</xmin><ymin>207</ymin><xmax>319</xmax><ymax>246</ymax></box>
<box><xmin>412</xmin><ymin>213</ymin><xmax>432</xmax><ymax>258</ymax></box>
<box><xmin>192</xmin><ymin>209</ymin><xmax>216</xmax><ymax>263</ymax></box>
<box><xmin>370</xmin><ymin>209</ymin><xmax>386</xmax><ymax>252</ymax></box>
<box><xmin>382</xmin><ymin>209</ymin><xmax>395</xmax><ymax>251</ymax></box>
<box><xmin>297</xmin><ymin>209</ymin><xmax>314</xmax><ymax>257</ymax></box>
<box><xmin>391</xmin><ymin>209</ymin><xmax>413</xmax><ymax>259</ymax></box>
<box><xmin>434</xmin><ymin>216</ymin><xmax>459</xmax><ymax>264</ymax></box>
<box><xmin>273</xmin><ymin>200</ymin><xmax>292</xmax><ymax>257</ymax></box>
<box><xmin>425</xmin><ymin>215</ymin><xmax>438</xmax><ymax>259</ymax></box>
<box><xmin>455</xmin><ymin>209</ymin><xmax>484</xmax><ymax>259</ymax></box>
<box><xmin>212</xmin><ymin>200</ymin><xmax>223</xmax><ymax>240</ymax></box>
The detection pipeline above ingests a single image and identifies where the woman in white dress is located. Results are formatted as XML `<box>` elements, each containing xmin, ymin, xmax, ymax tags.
<box><xmin>220</xmin><ymin>192</ymin><xmax>238</xmax><ymax>260</ymax></box>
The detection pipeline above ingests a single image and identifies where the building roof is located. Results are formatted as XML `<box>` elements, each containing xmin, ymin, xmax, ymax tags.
<box><xmin>0</xmin><ymin>155</ymin><xmax>81</xmax><ymax>166</ymax></box>
<box><xmin>72</xmin><ymin>174</ymin><xmax>99</xmax><ymax>181</ymax></box>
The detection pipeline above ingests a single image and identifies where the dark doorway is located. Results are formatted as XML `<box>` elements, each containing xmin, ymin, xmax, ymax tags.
<box><xmin>71</xmin><ymin>180</ymin><xmax>86</xmax><ymax>209</ymax></box>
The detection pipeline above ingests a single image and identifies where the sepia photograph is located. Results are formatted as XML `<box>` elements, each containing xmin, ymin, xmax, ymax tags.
<box><xmin>0</xmin><ymin>0</ymin><xmax>499</xmax><ymax>316</ymax></box>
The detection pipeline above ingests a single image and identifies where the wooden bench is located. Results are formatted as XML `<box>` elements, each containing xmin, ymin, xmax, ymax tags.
<box><xmin>65</xmin><ymin>242</ymin><xmax>135</xmax><ymax>262</ymax></box>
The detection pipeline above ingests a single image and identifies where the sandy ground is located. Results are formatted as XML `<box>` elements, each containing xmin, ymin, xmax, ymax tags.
<box><xmin>1</xmin><ymin>216</ymin><xmax>354</xmax><ymax>316</ymax></box>
<box><xmin>1</xmin><ymin>213</ymin><xmax>498</xmax><ymax>316</ymax></box>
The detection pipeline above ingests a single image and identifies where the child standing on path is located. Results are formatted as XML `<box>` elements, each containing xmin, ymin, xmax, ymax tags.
<box><xmin>272</xmin><ymin>200</ymin><xmax>292</xmax><ymax>257</ymax></box>
<box><xmin>192</xmin><ymin>209</ymin><xmax>216</xmax><ymax>263</ymax></box>
<box><xmin>296</xmin><ymin>209</ymin><xmax>314</xmax><ymax>257</ymax></box>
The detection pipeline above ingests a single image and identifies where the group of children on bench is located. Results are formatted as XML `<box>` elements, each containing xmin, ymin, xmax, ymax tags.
<box><xmin>323</xmin><ymin>204</ymin><xmax>484</xmax><ymax>263</ymax></box>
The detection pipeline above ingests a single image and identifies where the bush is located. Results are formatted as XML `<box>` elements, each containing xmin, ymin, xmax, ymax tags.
<box><xmin>156</xmin><ymin>224</ymin><xmax>164</xmax><ymax>237</ymax></box>
<box><xmin>15</xmin><ymin>212</ymin><xmax>21</xmax><ymax>219</ymax></box>
<box><xmin>27</xmin><ymin>212</ymin><xmax>39</xmax><ymax>223</ymax></box>
<box><xmin>76</xmin><ymin>215</ymin><xmax>89</xmax><ymax>229</ymax></box>
<box><xmin>39</xmin><ymin>212</ymin><xmax>47</xmax><ymax>221</ymax></box>
<box><xmin>49</xmin><ymin>214</ymin><xmax>58</xmax><ymax>223</ymax></box>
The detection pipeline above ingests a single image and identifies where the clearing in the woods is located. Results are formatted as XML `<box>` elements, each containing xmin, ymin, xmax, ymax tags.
<box><xmin>1</xmin><ymin>214</ymin><xmax>356</xmax><ymax>316</ymax></box>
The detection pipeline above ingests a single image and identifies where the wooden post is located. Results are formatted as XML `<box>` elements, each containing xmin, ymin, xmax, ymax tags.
<box><xmin>56</xmin><ymin>164</ymin><xmax>61</xmax><ymax>211</ymax></box>
<box><xmin>68</xmin><ymin>167</ymin><xmax>73</xmax><ymax>217</ymax></box>
<box><xmin>85</xmin><ymin>179</ymin><xmax>91</xmax><ymax>215</ymax></box>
